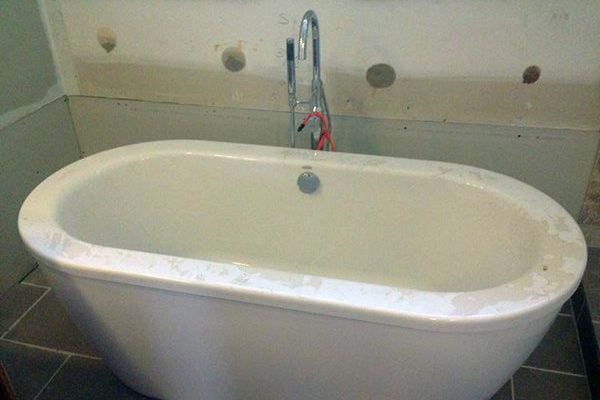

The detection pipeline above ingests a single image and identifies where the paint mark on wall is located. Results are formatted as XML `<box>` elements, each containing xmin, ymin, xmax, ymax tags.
<box><xmin>278</xmin><ymin>13</ymin><xmax>289</xmax><ymax>25</ymax></box>
<box><xmin>97</xmin><ymin>27</ymin><xmax>116</xmax><ymax>53</ymax></box>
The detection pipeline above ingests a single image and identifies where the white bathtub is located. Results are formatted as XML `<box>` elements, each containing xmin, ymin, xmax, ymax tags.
<box><xmin>19</xmin><ymin>140</ymin><xmax>586</xmax><ymax>400</ymax></box>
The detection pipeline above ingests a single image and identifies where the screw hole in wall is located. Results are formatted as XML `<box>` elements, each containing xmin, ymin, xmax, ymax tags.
<box><xmin>366</xmin><ymin>64</ymin><xmax>396</xmax><ymax>88</ymax></box>
<box><xmin>522</xmin><ymin>65</ymin><xmax>541</xmax><ymax>84</ymax></box>
<box><xmin>222</xmin><ymin>47</ymin><xmax>246</xmax><ymax>72</ymax></box>
<box><xmin>97</xmin><ymin>27</ymin><xmax>117</xmax><ymax>53</ymax></box>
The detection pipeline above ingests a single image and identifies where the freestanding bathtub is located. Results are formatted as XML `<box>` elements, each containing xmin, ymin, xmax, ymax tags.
<box><xmin>19</xmin><ymin>140</ymin><xmax>586</xmax><ymax>400</ymax></box>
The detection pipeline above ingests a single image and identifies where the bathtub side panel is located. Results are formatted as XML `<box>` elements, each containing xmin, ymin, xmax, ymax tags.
<box><xmin>45</xmin><ymin>267</ymin><xmax>555</xmax><ymax>400</ymax></box>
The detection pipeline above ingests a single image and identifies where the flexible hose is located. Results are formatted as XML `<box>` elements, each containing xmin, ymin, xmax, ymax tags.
<box><xmin>298</xmin><ymin>111</ymin><xmax>335</xmax><ymax>151</ymax></box>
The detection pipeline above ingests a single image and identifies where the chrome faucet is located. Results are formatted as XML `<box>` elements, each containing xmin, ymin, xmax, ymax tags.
<box><xmin>298</xmin><ymin>10</ymin><xmax>321</xmax><ymax>116</ymax></box>
<box><xmin>286</xmin><ymin>10</ymin><xmax>332</xmax><ymax>150</ymax></box>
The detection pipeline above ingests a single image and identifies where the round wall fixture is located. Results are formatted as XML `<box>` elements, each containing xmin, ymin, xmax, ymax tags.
<box><xmin>97</xmin><ymin>27</ymin><xmax>117</xmax><ymax>53</ymax></box>
<box><xmin>522</xmin><ymin>65</ymin><xmax>541</xmax><ymax>84</ymax></box>
<box><xmin>222</xmin><ymin>47</ymin><xmax>246</xmax><ymax>72</ymax></box>
<box><xmin>366</xmin><ymin>64</ymin><xmax>396</xmax><ymax>88</ymax></box>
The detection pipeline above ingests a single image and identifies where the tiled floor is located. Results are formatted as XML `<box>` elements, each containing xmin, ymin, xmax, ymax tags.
<box><xmin>0</xmin><ymin>269</ymin><xmax>148</xmax><ymax>399</ymax></box>
<box><xmin>579</xmin><ymin>247</ymin><xmax>600</xmax><ymax>397</ymax></box>
<box><xmin>0</xmin><ymin>267</ymin><xmax>593</xmax><ymax>400</ymax></box>
<box><xmin>584</xmin><ymin>248</ymin><xmax>600</xmax><ymax>347</ymax></box>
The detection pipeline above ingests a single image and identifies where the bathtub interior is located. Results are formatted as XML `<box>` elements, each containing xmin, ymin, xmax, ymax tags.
<box><xmin>54</xmin><ymin>151</ymin><xmax>551</xmax><ymax>293</ymax></box>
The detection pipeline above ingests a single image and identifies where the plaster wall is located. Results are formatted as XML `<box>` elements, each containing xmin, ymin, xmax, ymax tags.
<box><xmin>42</xmin><ymin>0</ymin><xmax>600</xmax><ymax>129</ymax></box>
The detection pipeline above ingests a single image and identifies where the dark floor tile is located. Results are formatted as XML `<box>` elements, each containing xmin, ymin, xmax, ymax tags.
<box><xmin>561</xmin><ymin>300</ymin><xmax>573</xmax><ymax>315</ymax></box>
<box><xmin>37</xmin><ymin>356</ymin><xmax>151</xmax><ymax>399</ymax></box>
<box><xmin>588</xmin><ymin>247</ymin><xmax>600</xmax><ymax>257</ymax></box>
<box><xmin>572</xmin><ymin>284</ymin><xmax>587</xmax><ymax>321</ymax></box>
<box><xmin>523</xmin><ymin>315</ymin><xmax>585</xmax><ymax>374</ymax></box>
<box><xmin>587</xmin><ymin>289</ymin><xmax>600</xmax><ymax>322</ymax></box>
<box><xmin>5</xmin><ymin>290</ymin><xmax>99</xmax><ymax>357</ymax></box>
<box><xmin>576</xmin><ymin>306</ymin><xmax>600</xmax><ymax>399</ymax></box>
<box><xmin>0</xmin><ymin>283</ymin><xmax>46</xmax><ymax>334</ymax></box>
<box><xmin>594</xmin><ymin>322</ymin><xmax>600</xmax><ymax>349</ymax></box>
<box><xmin>490</xmin><ymin>380</ymin><xmax>512</xmax><ymax>400</ymax></box>
<box><xmin>513</xmin><ymin>368</ymin><xmax>591</xmax><ymax>400</ymax></box>
<box><xmin>22</xmin><ymin>267</ymin><xmax>51</xmax><ymax>287</ymax></box>
<box><xmin>0</xmin><ymin>340</ymin><xmax>66</xmax><ymax>400</ymax></box>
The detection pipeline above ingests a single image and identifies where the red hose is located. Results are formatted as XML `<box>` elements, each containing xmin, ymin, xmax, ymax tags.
<box><xmin>299</xmin><ymin>111</ymin><xmax>335</xmax><ymax>151</ymax></box>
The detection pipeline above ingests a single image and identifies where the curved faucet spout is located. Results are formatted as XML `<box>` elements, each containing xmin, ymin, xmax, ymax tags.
<box><xmin>298</xmin><ymin>10</ymin><xmax>320</xmax><ymax>60</ymax></box>
<box><xmin>298</xmin><ymin>10</ymin><xmax>321</xmax><ymax>114</ymax></box>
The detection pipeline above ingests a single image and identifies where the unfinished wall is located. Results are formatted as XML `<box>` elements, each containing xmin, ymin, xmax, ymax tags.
<box><xmin>0</xmin><ymin>99</ymin><xmax>80</xmax><ymax>293</ymax></box>
<box><xmin>42</xmin><ymin>0</ymin><xmax>599</xmax><ymax>129</ymax></box>
<box><xmin>0</xmin><ymin>0</ymin><xmax>61</xmax><ymax>128</ymax></box>
<box><xmin>0</xmin><ymin>1</ymin><xmax>78</xmax><ymax>293</ymax></box>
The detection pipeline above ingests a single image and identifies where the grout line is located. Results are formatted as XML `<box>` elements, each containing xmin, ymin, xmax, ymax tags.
<box><xmin>510</xmin><ymin>377</ymin><xmax>515</xmax><ymax>400</ymax></box>
<box><xmin>558</xmin><ymin>312</ymin><xmax>572</xmax><ymax>317</ymax></box>
<box><xmin>33</xmin><ymin>354</ymin><xmax>71</xmax><ymax>400</ymax></box>
<box><xmin>63</xmin><ymin>95</ymin><xmax>85</xmax><ymax>158</ymax></box>
<box><xmin>0</xmin><ymin>338</ymin><xmax>102</xmax><ymax>360</ymax></box>
<box><xmin>1</xmin><ymin>287</ymin><xmax>51</xmax><ymax>338</ymax></box>
<box><xmin>20</xmin><ymin>281</ymin><xmax>51</xmax><ymax>290</ymax></box>
<box><xmin>520</xmin><ymin>365</ymin><xmax>586</xmax><ymax>378</ymax></box>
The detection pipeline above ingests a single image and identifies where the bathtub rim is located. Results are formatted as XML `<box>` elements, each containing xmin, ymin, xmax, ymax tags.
<box><xmin>18</xmin><ymin>140</ymin><xmax>588</xmax><ymax>333</ymax></box>
<box><xmin>29</xmin><ymin>245</ymin><xmax>577</xmax><ymax>334</ymax></box>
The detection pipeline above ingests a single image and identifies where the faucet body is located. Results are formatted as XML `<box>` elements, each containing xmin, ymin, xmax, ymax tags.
<box><xmin>286</xmin><ymin>10</ymin><xmax>332</xmax><ymax>150</ymax></box>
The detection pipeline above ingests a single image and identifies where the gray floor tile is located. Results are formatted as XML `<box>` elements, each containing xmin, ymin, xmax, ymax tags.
<box><xmin>5</xmin><ymin>290</ymin><xmax>99</xmax><ymax>357</ymax></box>
<box><xmin>490</xmin><ymin>380</ymin><xmax>512</xmax><ymax>400</ymax></box>
<box><xmin>513</xmin><ymin>368</ymin><xmax>591</xmax><ymax>400</ymax></box>
<box><xmin>523</xmin><ymin>315</ymin><xmax>585</xmax><ymax>374</ymax></box>
<box><xmin>0</xmin><ymin>283</ymin><xmax>46</xmax><ymax>335</ymax></box>
<box><xmin>37</xmin><ymin>356</ymin><xmax>151</xmax><ymax>399</ymax></box>
<box><xmin>587</xmin><ymin>289</ymin><xmax>600</xmax><ymax>322</ymax></box>
<box><xmin>0</xmin><ymin>340</ymin><xmax>67</xmax><ymax>400</ymax></box>
<box><xmin>22</xmin><ymin>267</ymin><xmax>51</xmax><ymax>287</ymax></box>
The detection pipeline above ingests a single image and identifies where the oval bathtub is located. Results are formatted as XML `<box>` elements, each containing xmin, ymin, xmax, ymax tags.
<box><xmin>18</xmin><ymin>140</ymin><xmax>586</xmax><ymax>400</ymax></box>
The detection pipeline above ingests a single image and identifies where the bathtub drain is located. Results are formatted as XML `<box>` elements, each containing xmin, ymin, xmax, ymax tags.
<box><xmin>297</xmin><ymin>171</ymin><xmax>320</xmax><ymax>194</ymax></box>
